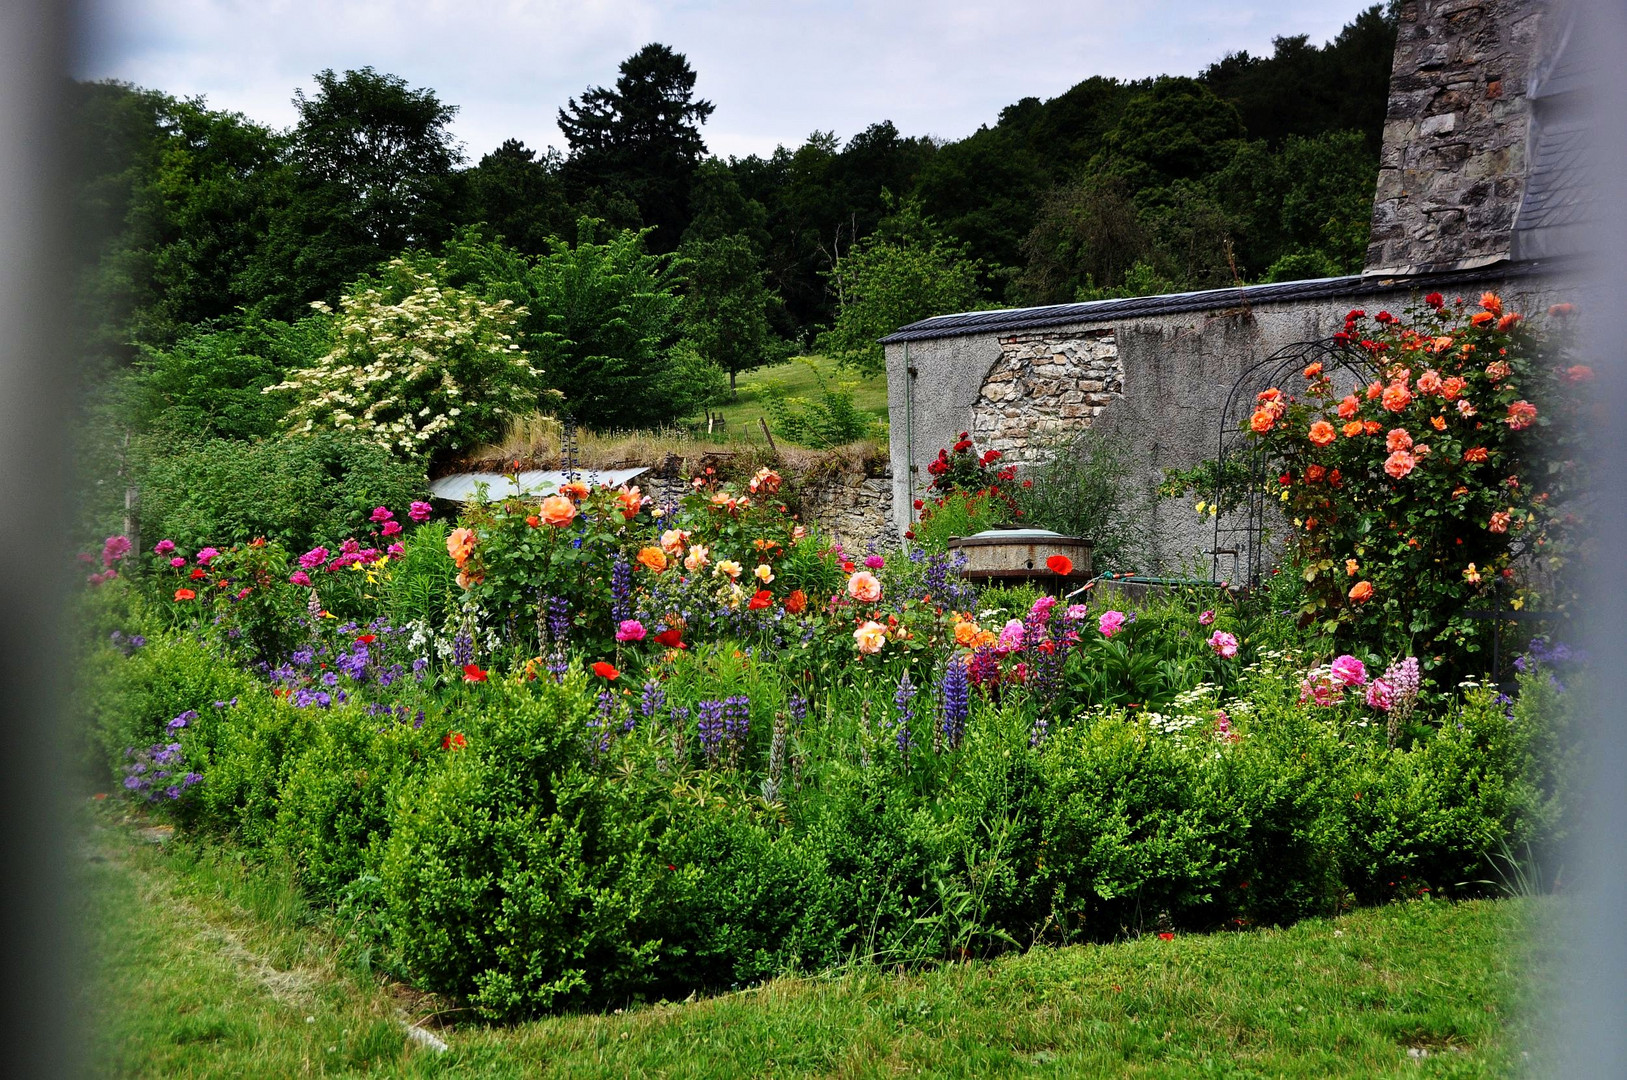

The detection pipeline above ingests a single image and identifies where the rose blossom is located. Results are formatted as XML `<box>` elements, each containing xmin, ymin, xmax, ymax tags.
<box><xmin>1098</xmin><ymin>611</ymin><xmax>1126</xmax><ymax>638</ymax></box>
<box><xmin>1329</xmin><ymin>655</ymin><xmax>1368</xmax><ymax>687</ymax></box>
<box><xmin>846</xmin><ymin>570</ymin><xmax>882</xmax><ymax>604</ymax></box>
<box><xmin>854</xmin><ymin>620</ymin><xmax>887</xmax><ymax>654</ymax></box>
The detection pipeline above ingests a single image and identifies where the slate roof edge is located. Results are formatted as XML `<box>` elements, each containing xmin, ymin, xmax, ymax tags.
<box><xmin>878</xmin><ymin>259</ymin><xmax>1568</xmax><ymax>344</ymax></box>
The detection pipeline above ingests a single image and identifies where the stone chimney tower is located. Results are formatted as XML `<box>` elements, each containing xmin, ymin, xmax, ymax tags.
<box><xmin>1365</xmin><ymin>0</ymin><xmax>1545</xmax><ymax>276</ymax></box>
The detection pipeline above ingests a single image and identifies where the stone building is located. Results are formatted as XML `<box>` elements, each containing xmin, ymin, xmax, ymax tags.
<box><xmin>883</xmin><ymin>0</ymin><xmax>1585</xmax><ymax>573</ymax></box>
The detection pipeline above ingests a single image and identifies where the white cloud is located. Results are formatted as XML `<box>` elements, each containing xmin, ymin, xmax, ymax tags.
<box><xmin>77</xmin><ymin>0</ymin><xmax>1374</xmax><ymax>160</ymax></box>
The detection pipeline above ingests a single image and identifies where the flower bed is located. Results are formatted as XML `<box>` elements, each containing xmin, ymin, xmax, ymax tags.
<box><xmin>77</xmin><ymin>455</ymin><xmax>1574</xmax><ymax>1019</ymax></box>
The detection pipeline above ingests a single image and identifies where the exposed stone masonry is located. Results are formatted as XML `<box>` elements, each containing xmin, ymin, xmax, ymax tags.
<box><xmin>1365</xmin><ymin>0</ymin><xmax>1542</xmax><ymax>275</ymax></box>
<box><xmin>971</xmin><ymin>330</ymin><xmax>1121</xmax><ymax>464</ymax></box>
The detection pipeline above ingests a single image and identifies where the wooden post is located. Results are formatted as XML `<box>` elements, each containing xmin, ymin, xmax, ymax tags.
<box><xmin>758</xmin><ymin>417</ymin><xmax>779</xmax><ymax>456</ymax></box>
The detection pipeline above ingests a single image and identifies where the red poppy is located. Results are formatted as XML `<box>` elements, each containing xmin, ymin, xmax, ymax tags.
<box><xmin>443</xmin><ymin>732</ymin><xmax>467</xmax><ymax>751</ymax></box>
<box><xmin>654</xmin><ymin>627</ymin><xmax>684</xmax><ymax>648</ymax></box>
<box><xmin>784</xmin><ymin>589</ymin><xmax>808</xmax><ymax>614</ymax></box>
<box><xmin>173</xmin><ymin>588</ymin><xmax>196</xmax><ymax>601</ymax></box>
<box><xmin>842</xmin><ymin>561</ymin><xmax>855</xmax><ymax>573</ymax></box>
<box><xmin>189</xmin><ymin>567</ymin><xmax>207</xmax><ymax>580</ymax></box>
<box><xmin>462</xmin><ymin>663</ymin><xmax>488</xmax><ymax>682</ymax></box>
<box><xmin>356</xmin><ymin>634</ymin><xmax>377</xmax><ymax>644</ymax></box>
<box><xmin>1158</xmin><ymin>932</ymin><xmax>1175</xmax><ymax>941</ymax></box>
<box><xmin>748</xmin><ymin>589</ymin><xmax>773</xmax><ymax>610</ymax></box>
<box><xmin>593</xmin><ymin>661</ymin><xmax>620</xmax><ymax>680</ymax></box>
<box><xmin>1045</xmin><ymin>555</ymin><xmax>1073</xmax><ymax>576</ymax></box>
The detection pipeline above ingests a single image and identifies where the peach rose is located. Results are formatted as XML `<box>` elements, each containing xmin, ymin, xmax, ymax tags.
<box><xmin>1308</xmin><ymin>420</ymin><xmax>1336</xmax><ymax>447</ymax></box>
<box><xmin>1348</xmin><ymin>580</ymin><xmax>1374</xmax><ymax>603</ymax></box>
<box><xmin>846</xmin><ymin>570</ymin><xmax>882</xmax><ymax>604</ymax></box>
<box><xmin>854</xmin><ymin>620</ymin><xmax>887</xmax><ymax>654</ymax></box>
<box><xmin>1489</xmin><ymin>510</ymin><xmax>1512</xmax><ymax>534</ymax></box>
<box><xmin>683</xmin><ymin>544</ymin><xmax>710</xmax><ymax>573</ymax></box>
<box><xmin>1505</xmin><ymin>400</ymin><xmax>1538</xmax><ymax>431</ymax></box>
<box><xmin>1384</xmin><ymin>450</ymin><xmax>1417</xmax><ymax>479</ymax></box>
<box><xmin>558</xmin><ymin>480</ymin><xmax>590</xmax><ymax>501</ymax></box>
<box><xmin>660</xmin><ymin>528</ymin><xmax>690</xmax><ymax>555</ymax></box>
<box><xmin>538</xmin><ymin>494</ymin><xmax>577</xmax><ymax>527</ymax></box>
<box><xmin>1386</xmin><ymin>428</ymin><xmax>1413</xmax><ymax>453</ymax></box>
<box><xmin>1416</xmin><ymin>369</ymin><xmax>1442</xmax><ymax>395</ymax></box>
<box><xmin>1381</xmin><ymin>383</ymin><xmax>1413</xmax><ymax>412</ymax></box>
<box><xmin>1342</xmin><ymin>421</ymin><xmax>1364</xmax><ymax>438</ymax></box>
<box><xmin>1337</xmin><ymin>395</ymin><xmax>1360</xmax><ymax>420</ymax></box>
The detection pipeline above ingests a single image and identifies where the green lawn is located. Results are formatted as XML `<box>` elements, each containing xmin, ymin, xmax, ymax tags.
<box><xmin>83</xmin><ymin>811</ymin><xmax>1542</xmax><ymax>1078</ymax></box>
<box><xmin>710</xmin><ymin>355</ymin><xmax>888</xmax><ymax>444</ymax></box>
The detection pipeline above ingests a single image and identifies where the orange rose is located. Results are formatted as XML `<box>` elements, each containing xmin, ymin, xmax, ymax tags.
<box><xmin>659</xmin><ymin>528</ymin><xmax>690</xmax><ymax>555</ymax></box>
<box><xmin>614</xmin><ymin>485</ymin><xmax>646</xmax><ymax>520</ymax></box>
<box><xmin>1381</xmin><ymin>383</ymin><xmax>1413</xmax><ymax>412</ymax></box>
<box><xmin>1479</xmin><ymin>291</ymin><xmax>1503</xmax><ymax>316</ymax></box>
<box><xmin>538</xmin><ymin>494</ymin><xmax>577</xmax><ymax>527</ymax></box>
<box><xmin>173</xmin><ymin>587</ymin><xmax>195</xmax><ymax>601</ymax></box>
<box><xmin>447</xmin><ymin>527</ymin><xmax>477</xmax><ymax>568</ymax></box>
<box><xmin>1496</xmin><ymin>312</ymin><xmax>1522</xmax><ymax>332</ymax></box>
<box><xmin>1337</xmin><ymin>395</ymin><xmax>1360</xmax><ymax>420</ymax></box>
<box><xmin>1440</xmin><ymin>376</ymin><xmax>1466</xmax><ymax>400</ymax></box>
<box><xmin>1250</xmin><ymin>408</ymin><xmax>1277</xmax><ymax>433</ymax></box>
<box><xmin>1565</xmin><ymin>365</ymin><xmax>1595</xmax><ymax>382</ymax></box>
<box><xmin>1346</xmin><ymin>559</ymin><xmax>1359</xmax><ymax>577</ymax></box>
<box><xmin>784</xmin><ymin>589</ymin><xmax>807</xmax><ymax>615</ymax></box>
<box><xmin>1471</xmin><ymin>311</ymin><xmax>1494</xmax><ymax>327</ymax></box>
<box><xmin>1303</xmin><ymin>362</ymin><xmax>1323</xmax><ymax>379</ymax></box>
<box><xmin>1365</xmin><ymin>381</ymin><xmax>1384</xmax><ymax>400</ymax></box>
<box><xmin>1348</xmin><ymin>580</ymin><xmax>1374</xmax><ymax>603</ymax></box>
<box><xmin>1416</xmin><ymin>370</ymin><xmax>1442</xmax><ymax>395</ymax></box>
<box><xmin>637</xmin><ymin>546</ymin><xmax>668</xmax><ymax>572</ymax></box>
<box><xmin>1308</xmin><ymin>421</ymin><xmax>1336</xmax><ymax>447</ymax></box>
<box><xmin>954</xmin><ymin>620</ymin><xmax>980</xmax><ymax>647</ymax></box>
<box><xmin>559</xmin><ymin>480</ymin><xmax>590</xmax><ymax>500</ymax></box>
<box><xmin>1505</xmin><ymin>400</ymin><xmax>1538</xmax><ymax>431</ymax></box>
<box><xmin>1385</xmin><ymin>428</ymin><xmax>1413</xmax><ymax>453</ymax></box>
<box><xmin>1363</xmin><ymin>420</ymin><xmax>1383</xmax><ymax>435</ymax></box>
<box><xmin>1430</xmin><ymin>415</ymin><xmax>1447</xmax><ymax>431</ymax></box>
<box><xmin>1485</xmin><ymin>360</ymin><xmax>1510</xmax><ymax>381</ymax></box>
<box><xmin>1463</xmin><ymin>446</ymin><xmax>1489</xmax><ymax>463</ymax></box>
<box><xmin>1305</xmin><ymin>464</ymin><xmax>1326</xmax><ymax>482</ymax></box>
<box><xmin>1489</xmin><ymin>510</ymin><xmax>1511</xmax><ymax>534</ymax></box>
<box><xmin>1256</xmin><ymin>387</ymin><xmax>1283</xmax><ymax>404</ymax></box>
<box><xmin>1342</xmin><ymin>421</ymin><xmax>1364</xmax><ymax>438</ymax></box>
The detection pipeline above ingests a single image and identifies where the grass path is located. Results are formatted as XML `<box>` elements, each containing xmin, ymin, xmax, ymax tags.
<box><xmin>83</xmin><ymin>813</ymin><xmax>1537</xmax><ymax>1078</ymax></box>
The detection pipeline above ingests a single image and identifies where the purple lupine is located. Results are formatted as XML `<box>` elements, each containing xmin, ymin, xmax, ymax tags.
<box><xmin>788</xmin><ymin>694</ymin><xmax>808</xmax><ymax>730</ymax></box>
<box><xmin>724</xmin><ymin>695</ymin><xmax>751</xmax><ymax>747</ymax></box>
<box><xmin>940</xmin><ymin>656</ymin><xmax>970</xmax><ymax>750</ymax></box>
<box><xmin>696</xmin><ymin>699</ymin><xmax>727</xmax><ymax>762</ymax></box>
<box><xmin>611</xmin><ymin>557</ymin><xmax>634</xmax><ymax>623</ymax></box>
<box><xmin>640</xmin><ymin>680</ymin><xmax>665</xmax><ymax>719</ymax></box>
<box><xmin>893</xmin><ymin>672</ymin><xmax>917</xmax><ymax>759</ymax></box>
<box><xmin>452</xmin><ymin>632</ymin><xmax>474</xmax><ymax>667</ymax></box>
<box><xmin>546</xmin><ymin>596</ymin><xmax>571</xmax><ymax>645</ymax></box>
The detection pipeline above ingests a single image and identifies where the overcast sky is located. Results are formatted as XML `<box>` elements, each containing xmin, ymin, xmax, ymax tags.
<box><xmin>78</xmin><ymin>0</ymin><xmax>1379</xmax><ymax>162</ymax></box>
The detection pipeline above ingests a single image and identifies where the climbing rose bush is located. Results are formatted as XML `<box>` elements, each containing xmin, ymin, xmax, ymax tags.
<box><xmin>268</xmin><ymin>257</ymin><xmax>549</xmax><ymax>460</ymax></box>
<box><xmin>1246</xmin><ymin>293</ymin><xmax>1586</xmax><ymax>670</ymax></box>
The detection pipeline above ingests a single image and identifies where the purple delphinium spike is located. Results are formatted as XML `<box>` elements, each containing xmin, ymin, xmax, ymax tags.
<box><xmin>611</xmin><ymin>557</ymin><xmax>634</xmax><ymax>623</ymax></box>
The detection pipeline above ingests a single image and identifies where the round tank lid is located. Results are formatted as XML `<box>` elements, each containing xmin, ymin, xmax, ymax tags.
<box><xmin>947</xmin><ymin>528</ymin><xmax>1092</xmax><ymax>547</ymax></box>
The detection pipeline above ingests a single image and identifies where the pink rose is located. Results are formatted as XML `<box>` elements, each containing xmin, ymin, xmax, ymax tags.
<box><xmin>1330</xmin><ymin>655</ymin><xmax>1368</xmax><ymax>687</ymax></box>
<box><xmin>1207</xmin><ymin>630</ymin><xmax>1239</xmax><ymax>659</ymax></box>
<box><xmin>408</xmin><ymin>501</ymin><xmax>433</xmax><ymax>523</ymax></box>
<box><xmin>1098</xmin><ymin>611</ymin><xmax>1126</xmax><ymax>638</ymax></box>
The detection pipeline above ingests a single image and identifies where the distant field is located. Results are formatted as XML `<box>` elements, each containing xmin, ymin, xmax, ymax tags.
<box><xmin>712</xmin><ymin>355</ymin><xmax>888</xmax><ymax>444</ymax></box>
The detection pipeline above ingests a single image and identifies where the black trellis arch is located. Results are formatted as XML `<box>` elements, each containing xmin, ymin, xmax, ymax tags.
<box><xmin>1209</xmin><ymin>336</ymin><xmax>1377</xmax><ymax>589</ymax></box>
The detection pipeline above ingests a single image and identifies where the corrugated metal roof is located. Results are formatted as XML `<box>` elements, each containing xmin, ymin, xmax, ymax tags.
<box><xmin>879</xmin><ymin>261</ymin><xmax>1555</xmax><ymax>344</ymax></box>
<box><xmin>429</xmin><ymin>467</ymin><xmax>649</xmax><ymax>503</ymax></box>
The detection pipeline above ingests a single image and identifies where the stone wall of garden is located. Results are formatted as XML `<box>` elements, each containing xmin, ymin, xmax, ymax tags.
<box><xmin>638</xmin><ymin>460</ymin><xmax>894</xmax><ymax>551</ymax></box>
<box><xmin>971</xmin><ymin>330</ymin><xmax>1122</xmax><ymax>465</ymax></box>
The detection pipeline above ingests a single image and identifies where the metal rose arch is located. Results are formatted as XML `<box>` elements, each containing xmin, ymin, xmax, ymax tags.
<box><xmin>1209</xmin><ymin>335</ymin><xmax>1376</xmax><ymax>589</ymax></box>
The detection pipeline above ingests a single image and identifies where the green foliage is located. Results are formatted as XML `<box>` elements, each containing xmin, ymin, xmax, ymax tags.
<box><xmin>1014</xmin><ymin>428</ymin><xmax>1150</xmax><ymax>571</ymax></box>
<box><xmin>761</xmin><ymin>359</ymin><xmax>876</xmax><ymax>448</ymax></box>
<box><xmin>818</xmin><ymin>199</ymin><xmax>983</xmax><ymax>376</ymax></box>
<box><xmin>135</xmin><ymin>431</ymin><xmax>426</xmax><ymax>553</ymax></box>
<box><xmin>458</xmin><ymin>139</ymin><xmax>575</xmax><ymax>256</ymax></box>
<box><xmin>910</xmin><ymin>493</ymin><xmax>1010</xmax><ymax>552</ymax></box>
<box><xmin>376</xmin><ymin>679</ymin><xmax>664</xmax><ymax>1017</ymax></box>
<box><xmin>127</xmin><ymin>316</ymin><xmax>328</xmax><ymax>441</ymax></box>
<box><xmin>678</xmin><ymin>232</ymin><xmax>789</xmax><ymax>387</ymax></box>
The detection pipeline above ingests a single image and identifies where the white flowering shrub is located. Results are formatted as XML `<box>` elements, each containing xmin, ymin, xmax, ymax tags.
<box><xmin>268</xmin><ymin>258</ymin><xmax>549</xmax><ymax>460</ymax></box>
